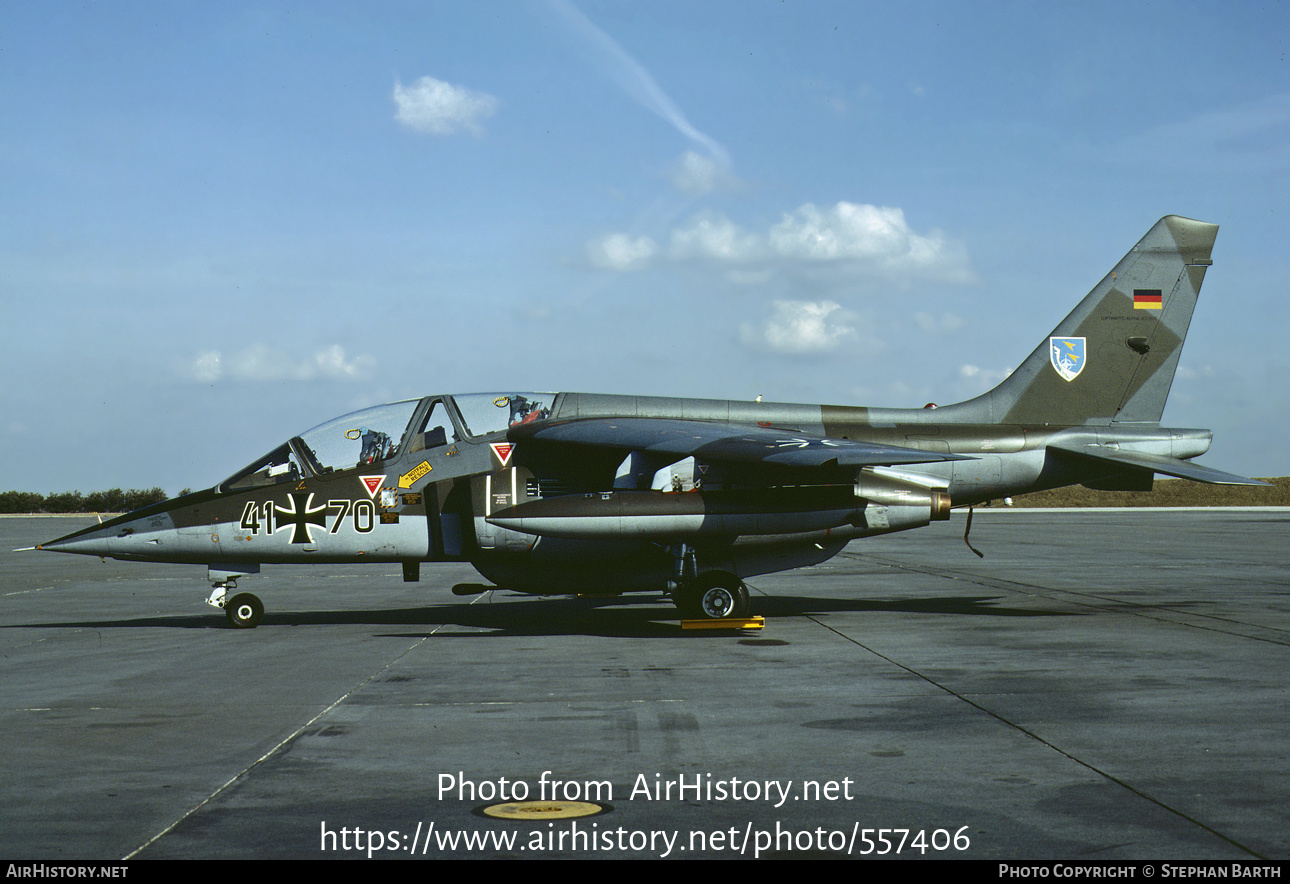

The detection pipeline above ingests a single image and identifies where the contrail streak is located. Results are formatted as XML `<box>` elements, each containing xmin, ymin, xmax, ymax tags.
<box><xmin>548</xmin><ymin>0</ymin><xmax>731</xmax><ymax>169</ymax></box>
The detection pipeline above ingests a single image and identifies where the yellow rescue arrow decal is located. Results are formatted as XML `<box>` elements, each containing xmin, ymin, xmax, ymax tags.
<box><xmin>399</xmin><ymin>460</ymin><xmax>432</xmax><ymax>489</ymax></box>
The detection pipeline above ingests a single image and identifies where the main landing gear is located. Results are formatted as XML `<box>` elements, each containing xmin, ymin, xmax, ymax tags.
<box><xmin>665</xmin><ymin>543</ymin><xmax>751</xmax><ymax>621</ymax></box>
<box><xmin>676</xmin><ymin>570</ymin><xmax>751</xmax><ymax>621</ymax></box>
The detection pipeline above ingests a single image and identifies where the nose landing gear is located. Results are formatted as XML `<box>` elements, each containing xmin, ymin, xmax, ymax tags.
<box><xmin>206</xmin><ymin>566</ymin><xmax>265</xmax><ymax>628</ymax></box>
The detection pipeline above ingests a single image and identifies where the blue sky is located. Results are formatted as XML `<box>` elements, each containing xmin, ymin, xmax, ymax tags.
<box><xmin>2</xmin><ymin>0</ymin><xmax>1287</xmax><ymax>493</ymax></box>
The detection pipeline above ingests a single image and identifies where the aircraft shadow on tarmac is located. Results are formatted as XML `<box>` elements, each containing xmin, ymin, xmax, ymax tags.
<box><xmin>756</xmin><ymin>593</ymin><xmax>1079</xmax><ymax>619</ymax></box>
<box><xmin>5</xmin><ymin>589</ymin><xmax>1078</xmax><ymax>637</ymax></box>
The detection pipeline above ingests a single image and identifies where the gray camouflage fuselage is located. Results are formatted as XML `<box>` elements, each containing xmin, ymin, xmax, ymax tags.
<box><xmin>38</xmin><ymin>216</ymin><xmax>1264</xmax><ymax>621</ymax></box>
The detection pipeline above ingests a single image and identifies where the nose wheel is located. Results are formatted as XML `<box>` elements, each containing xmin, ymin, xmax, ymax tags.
<box><xmin>224</xmin><ymin>592</ymin><xmax>264</xmax><ymax>629</ymax></box>
<box><xmin>208</xmin><ymin>583</ymin><xmax>265</xmax><ymax>629</ymax></box>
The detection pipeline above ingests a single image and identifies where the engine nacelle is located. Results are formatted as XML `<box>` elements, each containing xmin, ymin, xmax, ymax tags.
<box><xmin>854</xmin><ymin>468</ymin><xmax>952</xmax><ymax>535</ymax></box>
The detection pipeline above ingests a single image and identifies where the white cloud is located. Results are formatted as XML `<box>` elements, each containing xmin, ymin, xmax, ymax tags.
<box><xmin>307</xmin><ymin>345</ymin><xmax>376</xmax><ymax>380</ymax></box>
<box><xmin>767</xmin><ymin>204</ymin><xmax>954</xmax><ymax>273</ymax></box>
<box><xmin>590</xmin><ymin>203</ymin><xmax>974</xmax><ymax>284</ymax></box>
<box><xmin>586</xmin><ymin>233</ymin><xmax>658</xmax><ymax>271</ymax></box>
<box><xmin>1174</xmin><ymin>365</ymin><xmax>1217</xmax><ymax>381</ymax></box>
<box><xmin>740</xmin><ymin>300</ymin><xmax>857</xmax><ymax>354</ymax></box>
<box><xmin>392</xmin><ymin>76</ymin><xmax>499</xmax><ymax>136</ymax></box>
<box><xmin>185</xmin><ymin>345</ymin><xmax>375</xmax><ymax>382</ymax></box>
<box><xmin>670</xmin><ymin>150</ymin><xmax>731</xmax><ymax>196</ymax></box>
<box><xmin>958</xmin><ymin>363</ymin><xmax>1013</xmax><ymax>391</ymax></box>
<box><xmin>192</xmin><ymin>350</ymin><xmax>221</xmax><ymax>382</ymax></box>
<box><xmin>669</xmin><ymin>213</ymin><xmax>761</xmax><ymax>262</ymax></box>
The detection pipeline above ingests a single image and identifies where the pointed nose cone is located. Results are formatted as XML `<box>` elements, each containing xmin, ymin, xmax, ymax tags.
<box><xmin>37</xmin><ymin>488</ymin><xmax>224</xmax><ymax>563</ymax></box>
<box><xmin>40</xmin><ymin>521</ymin><xmax>133</xmax><ymax>558</ymax></box>
<box><xmin>39</xmin><ymin>500</ymin><xmax>181</xmax><ymax>559</ymax></box>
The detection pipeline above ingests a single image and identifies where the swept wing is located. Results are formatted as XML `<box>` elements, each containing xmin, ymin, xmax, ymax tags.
<box><xmin>508</xmin><ymin>416</ymin><xmax>970</xmax><ymax>469</ymax></box>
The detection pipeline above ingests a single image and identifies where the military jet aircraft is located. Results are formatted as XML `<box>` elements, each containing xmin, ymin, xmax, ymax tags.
<box><xmin>38</xmin><ymin>216</ymin><xmax>1264</xmax><ymax>627</ymax></box>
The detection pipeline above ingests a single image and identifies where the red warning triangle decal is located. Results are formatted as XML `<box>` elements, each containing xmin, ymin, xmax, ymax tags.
<box><xmin>360</xmin><ymin>476</ymin><xmax>384</xmax><ymax>498</ymax></box>
<box><xmin>490</xmin><ymin>442</ymin><xmax>514</xmax><ymax>468</ymax></box>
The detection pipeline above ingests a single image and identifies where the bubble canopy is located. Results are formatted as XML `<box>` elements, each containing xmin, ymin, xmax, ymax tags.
<box><xmin>219</xmin><ymin>393</ymin><xmax>555</xmax><ymax>492</ymax></box>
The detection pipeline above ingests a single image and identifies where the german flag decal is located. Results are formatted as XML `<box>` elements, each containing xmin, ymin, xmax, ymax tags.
<box><xmin>1133</xmin><ymin>289</ymin><xmax>1163</xmax><ymax>309</ymax></box>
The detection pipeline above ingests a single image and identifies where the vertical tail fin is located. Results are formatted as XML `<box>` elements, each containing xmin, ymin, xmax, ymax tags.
<box><xmin>949</xmin><ymin>215</ymin><xmax>1217</xmax><ymax>425</ymax></box>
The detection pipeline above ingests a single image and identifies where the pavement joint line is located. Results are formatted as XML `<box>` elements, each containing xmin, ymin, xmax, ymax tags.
<box><xmin>122</xmin><ymin>593</ymin><xmax>488</xmax><ymax>860</ymax></box>
<box><xmin>796</xmin><ymin>604</ymin><xmax>1268</xmax><ymax>860</ymax></box>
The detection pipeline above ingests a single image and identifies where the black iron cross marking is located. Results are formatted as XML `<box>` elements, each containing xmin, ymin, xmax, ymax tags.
<box><xmin>274</xmin><ymin>492</ymin><xmax>328</xmax><ymax>544</ymax></box>
<box><xmin>774</xmin><ymin>438</ymin><xmax>845</xmax><ymax>449</ymax></box>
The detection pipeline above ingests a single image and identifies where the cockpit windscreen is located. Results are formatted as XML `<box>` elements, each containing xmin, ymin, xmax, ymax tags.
<box><xmin>221</xmin><ymin>399</ymin><xmax>421</xmax><ymax>491</ymax></box>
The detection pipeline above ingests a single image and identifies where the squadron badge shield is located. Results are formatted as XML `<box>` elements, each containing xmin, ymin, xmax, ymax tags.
<box><xmin>1050</xmin><ymin>337</ymin><xmax>1086</xmax><ymax>382</ymax></box>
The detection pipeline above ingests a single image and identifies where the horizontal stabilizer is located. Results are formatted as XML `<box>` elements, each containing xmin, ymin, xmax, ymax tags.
<box><xmin>1048</xmin><ymin>442</ymin><xmax>1269</xmax><ymax>486</ymax></box>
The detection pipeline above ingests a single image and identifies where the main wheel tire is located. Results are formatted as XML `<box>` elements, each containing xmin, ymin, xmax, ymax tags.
<box><xmin>680</xmin><ymin>572</ymin><xmax>750</xmax><ymax>620</ymax></box>
<box><xmin>226</xmin><ymin>592</ymin><xmax>264</xmax><ymax>629</ymax></box>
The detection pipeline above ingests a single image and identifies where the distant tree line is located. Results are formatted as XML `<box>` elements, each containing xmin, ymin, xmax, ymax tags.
<box><xmin>0</xmin><ymin>488</ymin><xmax>180</xmax><ymax>514</ymax></box>
<box><xmin>1008</xmin><ymin>476</ymin><xmax>1288</xmax><ymax>507</ymax></box>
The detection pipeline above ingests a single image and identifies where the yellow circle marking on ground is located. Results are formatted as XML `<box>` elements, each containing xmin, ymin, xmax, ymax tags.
<box><xmin>482</xmin><ymin>801</ymin><xmax>603</xmax><ymax>820</ymax></box>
